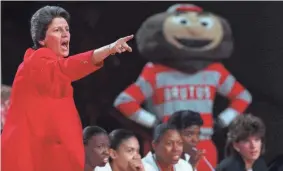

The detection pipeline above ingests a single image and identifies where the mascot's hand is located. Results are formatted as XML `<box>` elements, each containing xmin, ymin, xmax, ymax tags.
<box><xmin>132</xmin><ymin>109</ymin><xmax>158</xmax><ymax>128</ymax></box>
<box><xmin>217</xmin><ymin>108</ymin><xmax>239</xmax><ymax>127</ymax></box>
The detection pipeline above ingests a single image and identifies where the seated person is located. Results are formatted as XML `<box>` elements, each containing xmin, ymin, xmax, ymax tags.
<box><xmin>95</xmin><ymin>129</ymin><xmax>145</xmax><ymax>171</ymax></box>
<box><xmin>142</xmin><ymin>123</ymin><xmax>193</xmax><ymax>171</ymax></box>
<box><xmin>216</xmin><ymin>114</ymin><xmax>268</xmax><ymax>171</ymax></box>
<box><xmin>168</xmin><ymin>110</ymin><xmax>215</xmax><ymax>171</ymax></box>
<box><xmin>83</xmin><ymin>126</ymin><xmax>110</xmax><ymax>171</ymax></box>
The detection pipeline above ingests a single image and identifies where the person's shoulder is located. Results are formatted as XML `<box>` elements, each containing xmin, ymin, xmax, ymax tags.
<box><xmin>34</xmin><ymin>48</ymin><xmax>56</xmax><ymax>58</ymax></box>
<box><xmin>176</xmin><ymin>158</ymin><xmax>193</xmax><ymax>171</ymax></box>
<box><xmin>25</xmin><ymin>48</ymin><xmax>57</xmax><ymax>60</ymax></box>
<box><xmin>216</xmin><ymin>156</ymin><xmax>242</xmax><ymax>171</ymax></box>
<box><xmin>23</xmin><ymin>48</ymin><xmax>58</xmax><ymax>68</ymax></box>
<box><xmin>218</xmin><ymin>156</ymin><xmax>234</xmax><ymax>167</ymax></box>
<box><xmin>253</xmin><ymin>157</ymin><xmax>268</xmax><ymax>170</ymax></box>
<box><xmin>143</xmin><ymin>161</ymin><xmax>156</xmax><ymax>171</ymax></box>
<box><xmin>204</xmin><ymin>62</ymin><xmax>231</xmax><ymax>75</ymax></box>
<box><xmin>142</xmin><ymin>152</ymin><xmax>154</xmax><ymax>164</ymax></box>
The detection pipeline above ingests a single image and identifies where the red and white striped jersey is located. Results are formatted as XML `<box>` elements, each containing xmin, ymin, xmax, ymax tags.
<box><xmin>114</xmin><ymin>62</ymin><xmax>252</xmax><ymax>138</ymax></box>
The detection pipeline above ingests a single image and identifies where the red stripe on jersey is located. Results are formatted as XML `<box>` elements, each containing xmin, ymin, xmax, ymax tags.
<box><xmin>116</xmin><ymin>102</ymin><xmax>140</xmax><ymax>117</ymax></box>
<box><xmin>227</xmin><ymin>82</ymin><xmax>245</xmax><ymax>99</ymax></box>
<box><xmin>230</xmin><ymin>99</ymin><xmax>250</xmax><ymax>113</ymax></box>
<box><xmin>205</xmin><ymin>63</ymin><xmax>230</xmax><ymax>85</ymax></box>
<box><xmin>124</xmin><ymin>84</ymin><xmax>145</xmax><ymax>103</ymax></box>
<box><xmin>200</xmin><ymin>113</ymin><xmax>214</xmax><ymax>128</ymax></box>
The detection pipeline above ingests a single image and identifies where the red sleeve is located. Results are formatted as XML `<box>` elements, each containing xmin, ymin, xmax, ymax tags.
<box><xmin>215</xmin><ymin>63</ymin><xmax>252</xmax><ymax>113</ymax></box>
<box><xmin>25</xmin><ymin>48</ymin><xmax>103</xmax><ymax>83</ymax></box>
<box><xmin>114</xmin><ymin>63</ymin><xmax>156</xmax><ymax>117</ymax></box>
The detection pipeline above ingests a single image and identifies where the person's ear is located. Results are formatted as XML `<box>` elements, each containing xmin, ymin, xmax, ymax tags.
<box><xmin>233</xmin><ymin>142</ymin><xmax>240</xmax><ymax>152</ymax></box>
<box><xmin>39</xmin><ymin>40</ymin><xmax>45</xmax><ymax>46</ymax></box>
<box><xmin>109</xmin><ymin>148</ymin><xmax>117</xmax><ymax>160</ymax></box>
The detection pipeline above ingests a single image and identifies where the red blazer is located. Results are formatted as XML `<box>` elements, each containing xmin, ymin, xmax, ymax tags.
<box><xmin>1</xmin><ymin>48</ymin><xmax>103</xmax><ymax>171</ymax></box>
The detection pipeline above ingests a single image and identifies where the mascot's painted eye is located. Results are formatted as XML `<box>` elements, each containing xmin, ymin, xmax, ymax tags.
<box><xmin>180</xmin><ymin>19</ymin><xmax>187</xmax><ymax>25</ymax></box>
<box><xmin>171</xmin><ymin>16</ymin><xmax>191</xmax><ymax>26</ymax></box>
<box><xmin>199</xmin><ymin>17</ymin><xmax>214</xmax><ymax>29</ymax></box>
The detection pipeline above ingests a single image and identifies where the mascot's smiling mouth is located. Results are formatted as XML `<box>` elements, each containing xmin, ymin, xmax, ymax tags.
<box><xmin>175</xmin><ymin>38</ymin><xmax>212</xmax><ymax>48</ymax></box>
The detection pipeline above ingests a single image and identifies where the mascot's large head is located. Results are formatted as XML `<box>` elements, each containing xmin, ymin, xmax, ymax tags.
<box><xmin>136</xmin><ymin>4</ymin><xmax>234</xmax><ymax>73</ymax></box>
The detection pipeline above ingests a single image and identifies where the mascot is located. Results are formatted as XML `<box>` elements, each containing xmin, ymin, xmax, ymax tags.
<box><xmin>114</xmin><ymin>4</ymin><xmax>252</xmax><ymax>170</ymax></box>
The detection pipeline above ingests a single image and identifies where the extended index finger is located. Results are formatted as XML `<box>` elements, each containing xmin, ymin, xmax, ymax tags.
<box><xmin>121</xmin><ymin>34</ymin><xmax>134</xmax><ymax>42</ymax></box>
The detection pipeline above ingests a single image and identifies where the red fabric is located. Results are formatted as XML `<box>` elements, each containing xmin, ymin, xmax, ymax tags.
<box><xmin>1</xmin><ymin>48</ymin><xmax>103</xmax><ymax>171</ymax></box>
<box><xmin>176</xmin><ymin>6</ymin><xmax>203</xmax><ymax>13</ymax></box>
<box><xmin>196</xmin><ymin>140</ymin><xmax>218</xmax><ymax>171</ymax></box>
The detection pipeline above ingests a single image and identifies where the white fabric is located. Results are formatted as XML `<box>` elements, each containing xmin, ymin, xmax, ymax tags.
<box><xmin>184</xmin><ymin>153</ymin><xmax>191</xmax><ymax>162</ymax></box>
<box><xmin>129</xmin><ymin>109</ymin><xmax>157</xmax><ymax>128</ymax></box>
<box><xmin>218</xmin><ymin>108</ymin><xmax>239</xmax><ymax>126</ymax></box>
<box><xmin>94</xmin><ymin>163</ymin><xmax>112</xmax><ymax>171</ymax></box>
<box><xmin>142</xmin><ymin>152</ymin><xmax>193</xmax><ymax>171</ymax></box>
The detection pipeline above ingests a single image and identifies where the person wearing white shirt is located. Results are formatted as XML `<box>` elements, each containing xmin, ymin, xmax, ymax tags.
<box><xmin>83</xmin><ymin>126</ymin><xmax>110</xmax><ymax>171</ymax></box>
<box><xmin>142</xmin><ymin>123</ymin><xmax>193</xmax><ymax>171</ymax></box>
<box><xmin>95</xmin><ymin>129</ymin><xmax>145</xmax><ymax>171</ymax></box>
<box><xmin>167</xmin><ymin>110</ymin><xmax>216</xmax><ymax>171</ymax></box>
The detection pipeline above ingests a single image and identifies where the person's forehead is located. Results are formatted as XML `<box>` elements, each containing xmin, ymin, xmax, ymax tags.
<box><xmin>89</xmin><ymin>134</ymin><xmax>109</xmax><ymax>145</ymax></box>
<box><xmin>183</xmin><ymin>125</ymin><xmax>200</xmax><ymax>131</ymax></box>
<box><xmin>119</xmin><ymin>137</ymin><xmax>139</xmax><ymax>149</ymax></box>
<box><xmin>245</xmin><ymin>135</ymin><xmax>262</xmax><ymax>140</ymax></box>
<box><xmin>161</xmin><ymin>130</ymin><xmax>181</xmax><ymax>140</ymax></box>
<box><xmin>49</xmin><ymin>17</ymin><xmax>69</xmax><ymax>27</ymax></box>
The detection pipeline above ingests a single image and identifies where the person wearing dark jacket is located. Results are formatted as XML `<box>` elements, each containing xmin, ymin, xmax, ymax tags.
<box><xmin>216</xmin><ymin>114</ymin><xmax>268</xmax><ymax>171</ymax></box>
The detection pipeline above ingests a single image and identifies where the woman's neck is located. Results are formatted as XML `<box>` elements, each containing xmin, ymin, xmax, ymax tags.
<box><xmin>156</xmin><ymin>156</ymin><xmax>173</xmax><ymax>171</ymax></box>
<box><xmin>110</xmin><ymin>162</ymin><xmax>123</xmax><ymax>171</ymax></box>
<box><xmin>244</xmin><ymin>159</ymin><xmax>255</xmax><ymax>170</ymax></box>
<box><xmin>84</xmin><ymin>163</ymin><xmax>95</xmax><ymax>171</ymax></box>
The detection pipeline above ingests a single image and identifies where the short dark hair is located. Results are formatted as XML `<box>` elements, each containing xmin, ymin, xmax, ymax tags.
<box><xmin>109</xmin><ymin>129</ymin><xmax>136</xmax><ymax>150</ymax></box>
<box><xmin>226</xmin><ymin>114</ymin><xmax>266</xmax><ymax>157</ymax></box>
<box><xmin>153</xmin><ymin>123</ymin><xmax>178</xmax><ymax>143</ymax></box>
<box><xmin>30</xmin><ymin>5</ymin><xmax>70</xmax><ymax>49</ymax></box>
<box><xmin>167</xmin><ymin>110</ymin><xmax>203</xmax><ymax>130</ymax></box>
<box><xmin>83</xmin><ymin>126</ymin><xmax>108</xmax><ymax>145</ymax></box>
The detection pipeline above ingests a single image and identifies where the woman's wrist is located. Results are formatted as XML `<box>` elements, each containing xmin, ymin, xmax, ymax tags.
<box><xmin>91</xmin><ymin>44</ymin><xmax>112</xmax><ymax>65</ymax></box>
<box><xmin>108</xmin><ymin>43</ymin><xmax>116</xmax><ymax>56</ymax></box>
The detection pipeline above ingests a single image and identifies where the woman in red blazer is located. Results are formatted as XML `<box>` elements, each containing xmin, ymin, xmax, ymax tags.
<box><xmin>1</xmin><ymin>5</ymin><xmax>133</xmax><ymax>171</ymax></box>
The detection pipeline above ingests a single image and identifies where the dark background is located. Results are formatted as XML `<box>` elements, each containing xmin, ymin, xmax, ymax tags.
<box><xmin>2</xmin><ymin>1</ymin><xmax>283</xmax><ymax>164</ymax></box>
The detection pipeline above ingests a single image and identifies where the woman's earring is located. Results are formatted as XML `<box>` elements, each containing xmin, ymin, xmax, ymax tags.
<box><xmin>39</xmin><ymin>41</ymin><xmax>45</xmax><ymax>46</ymax></box>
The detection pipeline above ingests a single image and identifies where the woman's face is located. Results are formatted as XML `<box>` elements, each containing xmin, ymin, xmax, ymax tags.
<box><xmin>153</xmin><ymin>129</ymin><xmax>183</xmax><ymax>165</ymax></box>
<box><xmin>85</xmin><ymin>134</ymin><xmax>110</xmax><ymax>168</ymax></box>
<box><xmin>39</xmin><ymin>17</ymin><xmax>70</xmax><ymax>57</ymax></box>
<box><xmin>110</xmin><ymin>137</ymin><xmax>141</xmax><ymax>170</ymax></box>
<box><xmin>180</xmin><ymin>125</ymin><xmax>201</xmax><ymax>152</ymax></box>
<box><xmin>233</xmin><ymin>135</ymin><xmax>262</xmax><ymax>162</ymax></box>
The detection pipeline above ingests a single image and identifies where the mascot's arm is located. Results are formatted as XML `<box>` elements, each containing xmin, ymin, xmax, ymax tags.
<box><xmin>114</xmin><ymin>63</ymin><xmax>157</xmax><ymax>128</ymax></box>
<box><xmin>216</xmin><ymin>64</ymin><xmax>252</xmax><ymax>126</ymax></box>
